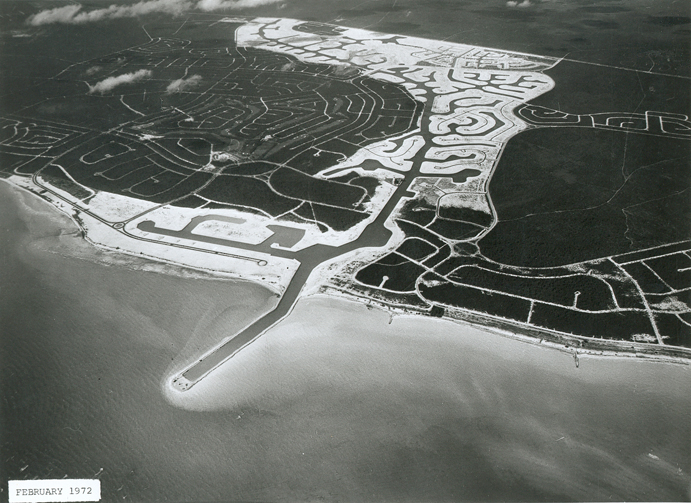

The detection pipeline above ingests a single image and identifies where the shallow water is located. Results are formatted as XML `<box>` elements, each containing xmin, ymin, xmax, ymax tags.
<box><xmin>169</xmin><ymin>296</ymin><xmax>691</xmax><ymax>501</ymax></box>
<box><xmin>2</xmin><ymin>1</ymin><xmax>690</xmax><ymax>499</ymax></box>
<box><xmin>2</xmin><ymin>182</ymin><xmax>690</xmax><ymax>501</ymax></box>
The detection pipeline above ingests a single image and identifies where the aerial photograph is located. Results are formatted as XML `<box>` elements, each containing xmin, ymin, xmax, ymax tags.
<box><xmin>1</xmin><ymin>0</ymin><xmax>690</xmax><ymax>501</ymax></box>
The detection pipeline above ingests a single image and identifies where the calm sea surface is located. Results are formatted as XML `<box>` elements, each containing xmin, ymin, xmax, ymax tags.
<box><xmin>2</xmin><ymin>1</ymin><xmax>691</xmax><ymax>500</ymax></box>
<box><xmin>1</xmin><ymin>182</ymin><xmax>690</xmax><ymax>501</ymax></box>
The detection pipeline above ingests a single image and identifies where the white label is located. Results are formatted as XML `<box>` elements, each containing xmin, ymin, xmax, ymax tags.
<box><xmin>8</xmin><ymin>479</ymin><xmax>100</xmax><ymax>502</ymax></box>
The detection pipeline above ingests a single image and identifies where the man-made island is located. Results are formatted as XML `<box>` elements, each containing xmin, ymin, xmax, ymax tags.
<box><xmin>1</xmin><ymin>17</ymin><xmax>689</xmax><ymax>390</ymax></box>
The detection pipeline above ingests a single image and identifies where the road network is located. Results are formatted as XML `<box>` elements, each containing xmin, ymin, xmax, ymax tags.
<box><xmin>1</xmin><ymin>17</ymin><xmax>689</xmax><ymax>390</ymax></box>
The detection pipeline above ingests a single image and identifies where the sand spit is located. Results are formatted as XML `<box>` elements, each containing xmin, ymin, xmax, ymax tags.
<box><xmin>164</xmin><ymin>290</ymin><xmax>690</xmax><ymax>412</ymax></box>
<box><xmin>163</xmin><ymin>293</ymin><xmax>691</xmax><ymax>415</ymax></box>
<box><xmin>7</xmin><ymin>175</ymin><xmax>687</xmax><ymax>405</ymax></box>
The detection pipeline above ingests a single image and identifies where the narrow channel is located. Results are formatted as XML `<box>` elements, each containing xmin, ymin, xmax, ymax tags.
<box><xmin>172</xmin><ymin>112</ymin><xmax>440</xmax><ymax>389</ymax></box>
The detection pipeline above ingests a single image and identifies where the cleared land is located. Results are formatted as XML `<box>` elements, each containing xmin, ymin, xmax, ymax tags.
<box><xmin>1</xmin><ymin>17</ymin><xmax>689</xmax><ymax>392</ymax></box>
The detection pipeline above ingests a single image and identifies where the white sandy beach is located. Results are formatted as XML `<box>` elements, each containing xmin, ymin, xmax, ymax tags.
<box><xmin>4</xmin><ymin>173</ymin><xmax>691</xmax><ymax>502</ymax></box>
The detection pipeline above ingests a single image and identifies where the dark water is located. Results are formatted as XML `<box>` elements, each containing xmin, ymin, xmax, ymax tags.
<box><xmin>0</xmin><ymin>183</ymin><xmax>278</xmax><ymax>501</ymax></box>
<box><xmin>2</xmin><ymin>183</ymin><xmax>691</xmax><ymax>502</ymax></box>
<box><xmin>2</xmin><ymin>1</ymin><xmax>691</xmax><ymax>501</ymax></box>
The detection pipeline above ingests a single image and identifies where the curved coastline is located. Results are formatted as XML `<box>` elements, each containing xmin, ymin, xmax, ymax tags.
<box><xmin>4</xmin><ymin>177</ymin><xmax>688</xmax><ymax>398</ymax></box>
<box><xmin>164</xmin><ymin>289</ymin><xmax>691</xmax><ymax>407</ymax></box>
<box><xmin>0</xmin><ymin>179</ymin><xmax>273</xmax><ymax>283</ymax></box>
<box><xmin>4</xmin><ymin>144</ymin><xmax>691</xmax><ymax>503</ymax></box>
<box><xmin>330</xmin><ymin>286</ymin><xmax>691</xmax><ymax>364</ymax></box>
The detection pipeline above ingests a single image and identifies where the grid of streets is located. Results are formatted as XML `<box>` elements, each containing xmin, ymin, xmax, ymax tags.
<box><xmin>1</xmin><ymin>17</ymin><xmax>689</xmax><ymax>389</ymax></box>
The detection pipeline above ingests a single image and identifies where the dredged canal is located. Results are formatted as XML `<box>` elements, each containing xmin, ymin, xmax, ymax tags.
<box><xmin>166</xmin><ymin>132</ymin><xmax>440</xmax><ymax>391</ymax></box>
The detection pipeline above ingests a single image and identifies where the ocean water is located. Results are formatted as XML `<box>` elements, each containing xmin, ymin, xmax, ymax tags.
<box><xmin>2</xmin><ymin>182</ymin><xmax>690</xmax><ymax>501</ymax></box>
<box><xmin>0</xmin><ymin>183</ymin><xmax>278</xmax><ymax>501</ymax></box>
<box><xmin>2</xmin><ymin>1</ymin><xmax>691</xmax><ymax>499</ymax></box>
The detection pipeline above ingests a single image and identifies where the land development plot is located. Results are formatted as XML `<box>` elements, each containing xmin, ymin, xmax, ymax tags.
<box><xmin>2</xmin><ymin>16</ymin><xmax>690</xmax><ymax>392</ymax></box>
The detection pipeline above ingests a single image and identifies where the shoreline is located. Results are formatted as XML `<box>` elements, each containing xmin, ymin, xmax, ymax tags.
<box><xmin>164</xmin><ymin>289</ymin><xmax>690</xmax><ymax>398</ymax></box>
<box><xmin>1</xmin><ymin>179</ymin><xmax>278</xmax><ymax>286</ymax></box>
<box><xmin>4</xmin><ymin>177</ymin><xmax>689</xmax><ymax>386</ymax></box>
<box><xmin>319</xmin><ymin>285</ymin><xmax>691</xmax><ymax>366</ymax></box>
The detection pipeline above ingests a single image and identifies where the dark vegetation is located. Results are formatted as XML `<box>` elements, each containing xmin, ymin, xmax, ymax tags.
<box><xmin>654</xmin><ymin>313</ymin><xmax>691</xmax><ymax>348</ymax></box>
<box><xmin>130</xmin><ymin>170</ymin><xmax>186</xmax><ymax>197</ymax></box>
<box><xmin>622</xmin><ymin>263</ymin><xmax>671</xmax><ymax>294</ymax></box>
<box><xmin>397</xmin><ymin>198</ymin><xmax>437</xmax><ymax>226</ymax></box>
<box><xmin>40</xmin><ymin>164</ymin><xmax>91</xmax><ymax>199</ymax></box>
<box><xmin>438</xmin><ymin>206</ymin><xmax>493</xmax><ymax>226</ymax></box>
<box><xmin>10</xmin><ymin>157</ymin><xmax>42</xmax><ymax>176</ymax></box>
<box><xmin>174</xmin><ymin>195</ymin><xmax>207</xmax><ymax>208</ymax></box>
<box><xmin>356</xmin><ymin>260</ymin><xmax>426</xmax><ymax>292</ymax></box>
<box><xmin>294</xmin><ymin>202</ymin><xmax>368</xmax><ymax>231</ymax></box>
<box><xmin>156</xmin><ymin>138</ymin><xmax>211</xmax><ymax>165</ymax></box>
<box><xmin>422</xmin><ymin>245</ymin><xmax>451</xmax><ymax>268</ymax></box>
<box><xmin>349</xmin><ymin>176</ymin><xmax>380</xmax><ymax>197</ymax></box>
<box><xmin>419</xmin><ymin>281</ymin><xmax>532</xmax><ymax>322</ymax></box>
<box><xmin>427</xmin><ymin>218</ymin><xmax>484</xmax><ymax>241</ymax></box>
<box><xmin>0</xmin><ymin>151</ymin><xmax>29</xmax><ymax>176</ymax></box>
<box><xmin>145</xmin><ymin>172</ymin><xmax>214</xmax><ymax>204</ymax></box>
<box><xmin>269</xmin><ymin>167</ymin><xmax>367</xmax><ymax>209</ymax></box>
<box><xmin>448</xmin><ymin>266</ymin><xmax>615</xmax><ymax>310</ymax></box>
<box><xmin>224</xmin><ymin>161</ymin><xmax>276</xmax><ymax>176</ymax></box>
<box><xmin>287</xmin><ymin>149</ymin><xmax>346</xmax><ymax>176</ymax></box>
<box><xmin>612</xmin><ymin>241</ymin><xmax>691</xmax><ymax>264</ymax></box>
<box><xmin>606</xmin><ymin>279</ymin><xmax>646</xmax><ymax>310</ymax></box>
<box><xmin>480</xmin><ymin>128</ymin><xmax>691</xmax><ymax>267</ymax></box>
<box><xmin>645</xmin><ymin>254</ymin><xmax>691</xmax><ymax>291</ymax></box>
<box><xmin>530</xmin><ymin>60</ymin><xmax>690</xmax><ymax>116</ymax></box>
<box><xmin>376</xmin><ymin>252</ymin><xmax>411</xmax><ymax>266</ymax></box>
<box><xmin>0</xmin><ymin>30</ymin><xmax>421</xmax><ymax>234</ymax></box>
<box><xmin>434</xmin><ymin>256</ymin><xmax>478</xmax><ymax>276</ymax></box>
<box><xmin>396</xmin><ymin>238</ymin><xmax>436</xmax><ymax>261</ymax></box>
<box><xmin>529</xmin><ymin>304</ymin><xmax>655</xmax><ymax>341</ymax></box>
<box><xmin>81</xmin><ymin>142</ymin><xmax>131</xmax><ymax>164</ymax></box>
<box><xmin>396</xmin><ymin>220</ymin><xmax>446</xmax><ymax>248</ymax></box>
<box><xmin>200</xmin><ymin>175</ymin><xmax>299</xmax><ymax>217</ymax></box>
